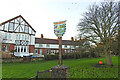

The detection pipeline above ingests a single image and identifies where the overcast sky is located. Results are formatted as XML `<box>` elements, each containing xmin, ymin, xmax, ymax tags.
<box><xmin>0</xmin><ymin>0</ymin><xmax>118</xmax><ymax>40</ymax></box>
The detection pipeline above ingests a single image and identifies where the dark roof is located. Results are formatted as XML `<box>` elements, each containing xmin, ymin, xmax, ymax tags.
<box><xmin>35</xmin><ymin>38</ymin><xmax>77</xmax><ymax>45</ymax></box>
<box><xmin>0</xmin><ymin>15</ymin><xmax>36</xmax><ymax>32</ymax></box>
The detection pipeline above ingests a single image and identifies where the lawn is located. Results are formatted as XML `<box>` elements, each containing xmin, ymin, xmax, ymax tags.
<box><xmin>2</xmin><ymin>56</ymin><xmax>118</xmax><ymax>78</ymax></box>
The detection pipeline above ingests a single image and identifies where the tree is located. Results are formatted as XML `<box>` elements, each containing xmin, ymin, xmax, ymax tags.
<box><xmin>110</xmin><ymin>34</ymin><xmax>118</xmax><ymax>56</ymax></box>
<box><xmin>77</xmin><ymin>1</ymin><xmax>119</xmax><ymax>66</ymax></box>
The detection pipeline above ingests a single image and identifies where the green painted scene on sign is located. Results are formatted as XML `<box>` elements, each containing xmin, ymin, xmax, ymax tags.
<box><xmin>54</xmin><ymin>20</ymin><xmax>66</xmax><ymax>38</ymax></box>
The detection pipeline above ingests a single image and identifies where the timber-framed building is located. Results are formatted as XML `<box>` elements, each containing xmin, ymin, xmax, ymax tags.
<box><xmin>0</xmin><ymin>15</ymin><xmax>79</xmax><ymax>58</ymax></box>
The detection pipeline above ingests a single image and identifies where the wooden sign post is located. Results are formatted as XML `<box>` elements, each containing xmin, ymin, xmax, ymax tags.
<box><xmin>59</xmin><ymin>37</ymin><xmax>62</xmax><ymax>65</ymax></box>
<box><xmin>54</xmin><ymin>20</ymin><xmax>66</xmax><ymax>65</ymax></box>
<box><xmin>51</xmin><ymin>20</ymin><xmax>70</xmax><ymax>78</ymax></box>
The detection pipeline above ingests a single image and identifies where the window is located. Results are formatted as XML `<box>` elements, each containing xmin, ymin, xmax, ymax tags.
<box><xmin>24</xmin><ymin>46</ymin><xmax>26</xmax><ymax>52</ymax></box>
<box><xmin>35</xmin><ymin>49</ymin><xmax>38</xmax><ymax>54</ymax></box>
<box><xmin>65</xmin><ymin>45</ymin><xmax>67</xmax><ymax>48</ymax></box>
<box><xmin>56</xmin><ymin>50</ymin><xmax>59</xmax><ymax>54</ymax></box>
<box><xmin>18</xmin><ymin>47</ymin><xmax>20</xmax><ymax>52</ymax></box>
<box><xmin>68</xmin><ymin>50</ymin><xmax>70</xmax><ymax>53</ymax></box>
<box><xmin>4</xmin><ymin>33</ymin><xmax>7</xmax><ymax>39</ymax></box>
<box><xmin>2</xmin><ymin>25</ymin><xmax>5</xmax><ymax>30</ymax></box>
<box><xmin>19</xmin><ymin>34</ymin><xmax>21</xmax><ymax>40</ymax></box>
<box><xmin>9</xmin><ymin>23</ymin><xmax>14</xmax><ymax>31</ymax></box>
<box><xmin>39</xmin><ymin>44</ymin><xmax>43</xmax><ymax>47</ymax></box>
<box><xmin>24</xmin><ymin>25</ymin><xmax>29</xmax><ymax>33</ymax></box>
<box><xmin>47</xmin><ymin>49</ymin><xmax>49</xmax><ymax>54</ymax></box>
<box><xmin>9</xmin><ymin>34</ymin><xmax>11</xmax><ymax>40</ymax></box>
<box><xmin>40</xmin><ymin>49</ymin><xmax>42</xmax><ymax>55</ymax></box>
<box><xmin>71</xmin><ymin>46</ymin><xmax>74</xmax><ymax>48</ymax></box>
<box><xmin>25</xmin><ymin>35</ymin><xmax>28</xmax><ymax>40</ymax></box>
<box><xmin>22</xmin><ymin>35</ymin><xmax>24</xmax><ymax>40</ymax></box>
<box><xmin>26</xmin><ymin>46</ymin><xmax>28</xmax><ymax>52</ymax></box>
<box><xmin>16</xmin><ymin>35</ymin><xmax>18</xmax><ymax>40</ymax></box>
<box><xmin>21</xmin><ymin>46</ymin><xmax>23</xmax><ymax>52</ymax></box>
<box><xmin>28</xmin><ymin>35</ymin><xmax>29</xmax><ymax>40</ymax></box>
<box><xmin>65</xmin><ymin>50</ymin><xmax>66</xmax><ymax>53</ymax></box>
<box><xmin>74</xmin><ymin>46</ymin><xmax>76</xmax><ymax>48</ymax></box>
<box><xmin>46</xmin><ymin>44</ymin><xmax>50</xmax><ymax>47</ymax></box>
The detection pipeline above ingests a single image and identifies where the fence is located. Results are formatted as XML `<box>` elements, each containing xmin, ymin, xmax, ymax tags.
<box><xmin>29</xmin><ymin>70</ymin><xmax>51</xmax><ymax>80</ymax></box>
<box><xmin>2</xmin><ymin>56</ymin><xmax>43</xmax><ymax>63</ymax></box>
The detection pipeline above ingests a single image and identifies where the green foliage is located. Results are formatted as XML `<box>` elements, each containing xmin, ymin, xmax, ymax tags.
<box><xmin>44</xmin><ymin>54</ymin><xmax>59</xmax><ymax>60</ymax></box>
<box><xmin>44</xmin><ymin>52</ymin><xmax>100</xmax><ymax>60</ymax></box>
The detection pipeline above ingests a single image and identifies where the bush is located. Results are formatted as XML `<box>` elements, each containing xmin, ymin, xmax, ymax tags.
<box><xmin>43</xmin><ymin>51</ymin><xmax>100</xmax><ymax>60</ymax></box>
<box><xmin>44</xmin><ymin>54</ymin><xmax>59</xmax><ymax>60</ymax></box>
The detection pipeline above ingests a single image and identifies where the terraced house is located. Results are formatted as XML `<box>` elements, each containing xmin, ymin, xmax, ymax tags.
<box><xmin>0</xmin><ymin>15</ymin><xmax>79</xmax><ymax>58</ymax></box>
<box><xmin>35</xmin><ymin>34</ymin><xmax>77</xmax><ymax>57</ymax></box>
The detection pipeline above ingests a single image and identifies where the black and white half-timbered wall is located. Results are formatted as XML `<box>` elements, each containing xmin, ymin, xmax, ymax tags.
<box><xmin>0</xmin><ymin>15</ymin><xmax>80</xmax><ymax>58</ymax></box>
<box><xmin>0</xmin><ymin>15</ymin><xmax>36</xmax><ymax>57</ymax></box>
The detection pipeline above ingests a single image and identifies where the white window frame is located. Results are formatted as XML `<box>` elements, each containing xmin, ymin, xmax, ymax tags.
<box><xmin>25</xmin><ymin>25</ymin><xmax>29</xmax><ymax>33</ymax></box>
<box><xmin>9</xmin><ymin>23</ymin><xmax>14</xmax><ymax>31</ymax></box>
<box><xmin>22</xmin><ymin>35</ymin><xmax>24</xmax><ymax>40</ymax></box>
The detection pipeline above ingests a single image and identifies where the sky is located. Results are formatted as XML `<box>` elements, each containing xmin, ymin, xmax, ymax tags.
<box><xmin>0</xmin><ymin>0</ymin><xmax>119</xmax><ymax>40</ymax></box>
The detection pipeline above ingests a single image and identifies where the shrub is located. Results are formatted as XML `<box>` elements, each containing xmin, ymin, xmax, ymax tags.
<box><xmin>44</xmin><ymin>54</ymin><xmax>59</xmax><ymax>60</ymax></box>
<box><xmin>43</xmin><ymin>51</ymin><xmax>100</xmax><ymax>60</ymax></box>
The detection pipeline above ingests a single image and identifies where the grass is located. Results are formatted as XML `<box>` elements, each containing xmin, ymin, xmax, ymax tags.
<box><xmin>2</xmin><ymin>56</ymin><xmax>118</xmax><ymax>78</ymax></box>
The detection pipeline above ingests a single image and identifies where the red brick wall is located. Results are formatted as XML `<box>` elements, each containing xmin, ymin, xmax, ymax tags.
<box><xmin>29</xmin><ymin>45</ymin><xmax>35</xmax><ymax>53</ymax></box>
<box><xmin>37</xmin><ymin>48</ymin><xmax>47</xmax><ymax>55</ymax></box>
<box><xmin>42</xmin><ymin>49</ymin><xmax>47</xmax><ymax>55</ymax></box>
<box><xmin>38</xmin><ymin>48</ymin><xmax>40</xmax><ymax>54</ymax></box>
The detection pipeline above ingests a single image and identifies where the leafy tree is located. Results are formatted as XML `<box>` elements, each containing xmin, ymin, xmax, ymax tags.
<box><xmin>77</xmin><ymin>1</ymin><xmax>119</xmax><ymax>66</ymax></box>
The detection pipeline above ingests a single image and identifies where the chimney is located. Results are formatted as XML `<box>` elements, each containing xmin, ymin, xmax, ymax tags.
<box><xmin>41</xmin><ymin>34</ymin><xmax>43</xmax><ymax>38</ymax></box>
<box><xmin>71</xmin><ymin>37</ymin><xmax>74</xmax><ymax>41</ymax></box>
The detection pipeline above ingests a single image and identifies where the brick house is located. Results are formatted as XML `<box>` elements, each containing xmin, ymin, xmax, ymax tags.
<box><xmin>0</xmin><ymin>15</ymin><xmax>79</xmax><ymax>58</ymax></box>
<box><xmin>34</xmin><ymin>34</ymin><xmax>77</xmax><ymax>57</ymax></box>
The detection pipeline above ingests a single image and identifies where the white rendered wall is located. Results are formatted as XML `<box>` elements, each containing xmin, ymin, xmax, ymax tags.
<box><xmin>30</xmin><ymin>35</ymin><xmax>35</xmax><ymax>45</ymax></box>
<box><xmin>2</xmin><ymin>32</ymin><xmax>15</xmax><ymax>44</ymax></box>
<box><xmin>35</xmin><ymin>44</ymin><xmax>75</xmax><ymax>49</ymax></box>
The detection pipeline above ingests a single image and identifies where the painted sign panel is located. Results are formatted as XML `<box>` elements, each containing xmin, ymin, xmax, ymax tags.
<box><xmin>54</xmin><ymin>20</ymin><xmax>66</xmax><ymax>38</ymax></box>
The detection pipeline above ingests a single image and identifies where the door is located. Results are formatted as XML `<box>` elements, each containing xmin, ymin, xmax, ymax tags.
<box><xmin>40</xmin><ymin>49</ymin><xmax>42</xmax><ymax>55</ymax></box>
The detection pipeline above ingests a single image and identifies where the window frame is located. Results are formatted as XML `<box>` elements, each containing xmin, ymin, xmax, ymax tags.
<box><xmin>8</xmin><ymin>22</ymin><xmax>14</xmax><ymax>31</ymax></box>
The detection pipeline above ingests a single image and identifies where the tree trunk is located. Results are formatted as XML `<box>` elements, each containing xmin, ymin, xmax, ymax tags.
<box><xmin>105</xmin><ymin>50</ymin><xmax>113</xmax><ymax>66</ymax></box>
<box><xmin>104</xmin><ymin>42</ymin><xmax>113</xmax><ymax>66</ymax></box>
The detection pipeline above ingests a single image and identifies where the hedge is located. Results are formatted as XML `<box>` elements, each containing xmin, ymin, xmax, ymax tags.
<box><xmin>43</xmin><ymin>52</ymin><xmax>100</xmax><ymax>60</ymax></box>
